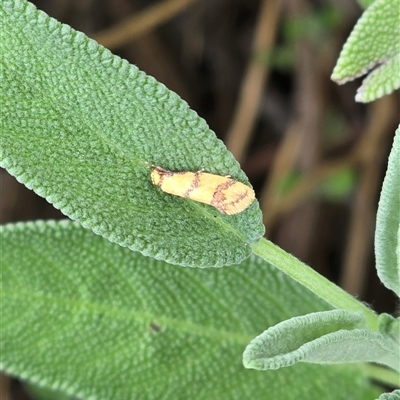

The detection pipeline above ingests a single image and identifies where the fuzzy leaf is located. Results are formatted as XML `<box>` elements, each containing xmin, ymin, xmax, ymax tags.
<box><xmin>355</xmin><ymin>54</ymin><xmax>400</xmax><ymax>102</ymax></box>
<box><xmin>0</xmin><ymin>0</ymin><xmax>264</xmax><ymax>268</ymax></box>
<box><xmin>331</xmin><ymin>0</ymin><xmax>400</xmax><ymax>102</ymax></box>
<box><xmin>379</xmin><ymin>314</ymin><xmax>400</xmax><ymax>346</ymax></box>
<box><xmin>375</xmin><ymin>128</ymin><xmax>400</xmax><ymax>297</ymax></box>
<box><xmin>0</xmin><ymin>221</ymin><xmax>380</xmax><ymax>400</ymax></box>
<box><xmin>377</xmin><ymin>390</ymin><xmax>400</xmax><ymax>400</ymax></box>
<box><xmin>243</xmin><ymin>309</ymin><xmax>400</xmax><ymax>371</ymax></box>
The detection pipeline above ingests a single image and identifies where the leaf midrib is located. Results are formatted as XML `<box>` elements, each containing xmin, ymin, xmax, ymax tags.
<box><xmin>1</xmin><ymin>289</ymin><xmax>254</xmax><ymax>344</ymax></box>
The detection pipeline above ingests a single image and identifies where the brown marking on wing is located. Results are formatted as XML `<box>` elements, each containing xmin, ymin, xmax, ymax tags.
<box><xmin>227</xmin><ymin>187</ymin><xmax>252</xmax><ymax>206</ymax></box>
<box><xmin>183</xmin><ymin>170</ymin><xmax>201</xmax><ymax>198</ymax></box>
<box><xmin>152</xmin><ymin>167</ymin><xmax>174</xmax><ymax>187</ymax></box>
<box><xmin>157</xmin><ymin>172</ymin><xmax>165</xmax><ymax>187</ymax></box>
<box><xmin>212</xmin><ymin>180</ymin><xmax>255</xmax><ymax>214</ymax></box>
<box><xmin>211</xmin><ymin>179</ymin><xmax>236</xmax><ymax>213</ymax></box>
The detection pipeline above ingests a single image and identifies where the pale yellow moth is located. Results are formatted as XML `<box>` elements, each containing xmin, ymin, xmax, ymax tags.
<box><xmin>151</xmin><ymin>167</ymin><xmax>255</xmax><ymax>215</ymax></box>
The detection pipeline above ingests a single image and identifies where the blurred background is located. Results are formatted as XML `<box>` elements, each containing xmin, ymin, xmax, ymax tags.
<box><xmin>1</xmin><ymin>1</ymin><xmax>399</xmax><ymax>398</ymax></box>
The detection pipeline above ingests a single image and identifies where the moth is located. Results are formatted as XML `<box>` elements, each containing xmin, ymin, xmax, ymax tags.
<box><xmin>151</xmin><ymin>167</ymin><xmax>255</xmax><ymax>215</ymax></box>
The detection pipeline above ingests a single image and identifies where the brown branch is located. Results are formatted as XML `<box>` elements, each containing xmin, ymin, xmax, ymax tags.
<box><xmin>225</xmin><ymin>0</ymin><xmax>281</xmax><ymax>164</ymax></box>
<box><xmin>93</xmin><ymin>0</ymin><xmax>200</xmax><ymax>49</ymax></box>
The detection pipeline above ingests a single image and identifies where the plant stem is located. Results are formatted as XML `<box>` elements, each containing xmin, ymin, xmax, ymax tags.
<box><xmin>252</xmin><ymin>238</ymin><xmax>379</xmax><ymax>330</ymax></box>
<box><xmin>365</xmin><ymin>364</ymin><xmax>400</xmax><ymax>388</ymax></box>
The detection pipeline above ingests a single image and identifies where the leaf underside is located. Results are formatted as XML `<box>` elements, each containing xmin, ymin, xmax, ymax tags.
<box><xmin>244</xmin><ymin>309</ymin><xmax>399</xmax><ymax>372</ymax></box>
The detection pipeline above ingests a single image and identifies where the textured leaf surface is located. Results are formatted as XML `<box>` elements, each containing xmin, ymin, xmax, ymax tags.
<box><xmin>331</xmin><ymin>0</ymin><xmax>400</xmax><ymax>102</ymax></box>
<box><xmin>0</xmin><ymin>221</ymin><xmax>380</xmax><ymax>400</ymax></box>
<box><xmin>379</xmin><ymin>314</ymin><xmax>400</xmax><ymax>347</ymax></box>
<box><xmin>243</xmin><ymin>309</ymin><xmax>400</xmax><ymax>371</ymax></box>
<box><xmin>377</xmin><ymin>390</ymin><xmax>400</xmax><ymax>400</ymax></box>
<box><xmin>0</xmin><ymin>0</ymin><xmax>264</xmax><ymax>268</ymax></box>
<box><xmin>375</xmin><ymin>128</ymin><xmax>400</xmax><ymax>297</ymax></box>
<box><xmin>355</xmin><ymin>54</ymin><xmax>400</xmax><ymax>102</ymax></box>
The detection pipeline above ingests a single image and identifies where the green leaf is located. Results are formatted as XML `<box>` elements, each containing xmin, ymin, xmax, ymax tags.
<box><xmin>375</xmin><ymin>127</ymin><xmax>400</xmax><ymax>297</ymax></box>
<box><xmin>377</xmin><ymin>389</ymin><xmax>400</xmax><ymax>400</ymax></box>
<box><xmin>379</xmin><ymin>314</ymin><xmax>400</xmax><ymax>346</ymax></box>
<box><xmin>243</xmin><ymin>309</ymin><xmax>400</xmax><ymax>371</ymax></box>
<box><xmin>1</xmin><ymin>221</ymin><xmax>380</xmax><ymax>400</ymax></box>
<box><xmin>355</xmin><ymin>54</ymin><xmax>400</xmax><ymax>102</ymax></box>
<box><xmin>331</xmin><ymin>0</ymin><xmax>400</xmax><ymax>102</ymax></box>
<box><xmin>0</xmin><ymin>0</ymin><xmax>264</xmax><ymax>268</ymax></box>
